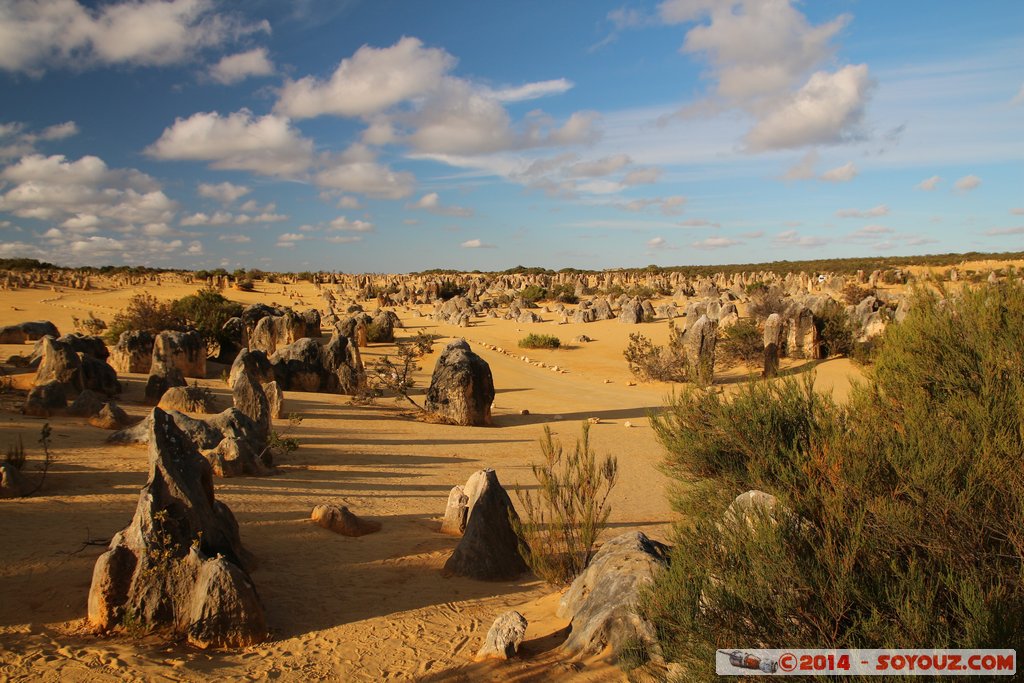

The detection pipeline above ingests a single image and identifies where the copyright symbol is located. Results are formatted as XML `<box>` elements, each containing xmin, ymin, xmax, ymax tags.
<box><xmin>779</xmin><ymin>652</ymin><xmax>796</xmax><ymax>672</ymax></box>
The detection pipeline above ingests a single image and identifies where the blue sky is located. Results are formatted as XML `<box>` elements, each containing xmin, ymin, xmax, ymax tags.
<box><xmin>0</xmin><ymin>0</ymin><xmax>1021</xmax><ymax>272</ymax></box>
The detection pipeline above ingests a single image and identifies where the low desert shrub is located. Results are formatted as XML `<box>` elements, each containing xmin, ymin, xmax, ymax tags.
<box><xmin>105</xmin><ymin>293</ymin><xmax>184</xmax><ymax>343</ymax></box>
<box><xmin>72</xmin><ymin>312</ymin><xmax>107</xmax><ymax>336</ymax></box>
<box><xmin>519</xmin><ymin>333</ymin><xmax>561</xmax><ymax>350</ymax></box>
<box><xmin>746</xmin><ymin>287</ymin><xmax>786</xmax><ymax>321</ymax></box>
<box><xmin>717</xmin><ymin>319</ymin><xmax>762</xmax><ymax>368</ymax></box>
<box><xmin>172</xmin><ymin>289</ymin><xmax>243</xmax><ymax>352</ymax></box>
<box><xmin>642</xmin><ymin>283</ymin><xmax>1024</xmax><ymax>679</ymax></box>
<box><xmin>816</xmin><ymin>299</ymin><xmax>854</xmax><ymax>357</ymax></box>
<box><xmin>550</xmin><ymin>283</ymin><xmax>578</xmax><ymax>304</ymax></box>
<box><xmin>513</xmin><ymin>423</ymin><xmax>618</xmax><ymax>586</ymax></box>
<box><xmin>519</xmin><ymin>284</ymin><xmax>548</xmax><ymax>305</ymax></box>
<box><xmin>235</xmin><ymin>279</ymin><xmax>255</xmax><ymax>292</ymax></box>
<box><xmin>624</xmin><ymin>321</ymin><xmax>688</xmax><ymax>382</ymax></box>
<box><xmin>841</xmin><ymin>282</ymin><xmax>874</xmax><ymax>305</ymax></box>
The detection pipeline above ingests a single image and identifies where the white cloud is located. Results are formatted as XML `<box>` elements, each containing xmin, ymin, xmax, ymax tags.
<box><xmin>984</xmin><ymin>226</ymin><xmax>1024</xmax><ymax>236</ymax></box>
<box><xmin>623</xmin><ymin>166</ymin><xmax>662</xmax><ymax>185</ymax></box>
<box><xmin>325</xmin><ymin>235</ymin><xmax>363</xmax><ymax>244</ymax></box>
<box><xmin>487</xmin><ymin>78</ymin><xmax>574</xmax><ymax>102</ymax></box>
<box><xmin>147</xmin><ymin>109</ymin><xmax>314</xmax><ymax>176</ymax></box>
<box><xmin>691</xmin><ymin>236</ymin><xmax>740</xmax><ymax>249</ymax></box>
<box><xmin>677</xmin><ymin>218</ymin><xmax>720</xmax><ymax>228</ymax></box>
<box><xmin>0</xmin><ymin>153</ymin><xmax>176</xmax><ymax>227</ymax></box>
<box><xmin>782</xmin><ymin>149</ymin><xmax>818</xmax><ymax>180</ymax></box>
<box><xmin>774</xmin><ymin>229</ymin><xmax>828</xmax><ymax>247</ymax></box>
<box><xmin>954</xmin><ymin>174</ymin><xmax>981</xmax><ymax>192</ymax></box>
<box><xmin>179</xmin><ymin>210</ymin><xmax>285</xmax><ymax>226</ymax></box>
<box><xmin>219</xmin><ymin>233</ymin><xmax>250</xmax><ymax>243</ymax></box>
<box><xmin>0</xmin><ymin>120</ymin><xmax>79</xmax><ymax>160</ymax></box>
<box><xmin>820</xmin><ymin>161</ymin><xmax>858</xmax><ymax>183</ymax></box>
<box><xmin>567</xmin><ymin>154</ymin><xmax>632</xmax><ymax>178</ymax></box>
<box><xmin>328</xmin><ymin>216</ymin><xmax>374</xmax><ymax>232</ymax></box>
<box><xmin>460</xmin><ymin>238</ymin><xmax>495</xmax><ymax>248</ymax></box>
<box><xmin>620</xmin><ymin>195</ymin><xmax>687</xmax><ymax>215</ymax></box>
<box><xmin>1012</xmin><ymin>84</ymin><xmax>1024</xmax><ymax>106</ymax></box>
<box><xmin>336</xmin><ymin>195</ymin><xmax>362</xmax><ymax>210</ymax></box>
<box><xmin>0</xmin><ymin>0</ymin><xmax>269</xmax><ymax>75</ymax></box>
<box><xmin>836</xmin><ymin>204</ymin><xmax>888</xmax><ymax>218</ymax></box>
<box><xmin>916</xmin><ymin>175</ymin><xmax>941</xmax><ymax>191</ymax></box>
<box><xmin>186</xmin><ymin>240</ymin><xmax>203</xmax><ymax>255</ymax></box>
<box><xmin>209</xmin><ymin>47</ymin><xmax>274</xmax><ymax>85</ymax></box>
<box><xmin>276</xmin><ymin>37</ymin><xmax>454</xmax><ymax>119</ymax></box>
<box><xmin>409</xmin><ymin>192</ymin><xmax>473</xmax><ymax>217</ymax></box>
<box><xmin>315</xmin><ymin>145</ymin><xmax>415</xmax><ymax>199</ymax></box>
<box><xmin>1011</xmin><ymin>208</ymin><xmax>1024</xmax><ymax>216</ymax></box>
<box><xmin>197</xmin><ymin>181</ymin><xmax>250</xmax><ymax>204</ymax></box>
<box><xmin>745</xmin><ymin>64</ymin><xmax>872</xmax><ymax>151</ymax></box>
<box><xmin>647</xmin><ymin>236</ymin><xmax>672</xmax><ymax>249</ymax></box>
<box><xmin>851</xmin><ymin>224</ymin><xmax>894</xmax><ymax>237</ymax></box>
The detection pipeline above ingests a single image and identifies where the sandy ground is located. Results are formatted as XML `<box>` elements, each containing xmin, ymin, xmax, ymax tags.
<box><xmin>0</xmin><ymin>277</ymin><xmax>863</xmax><ymax>682</ymax></box>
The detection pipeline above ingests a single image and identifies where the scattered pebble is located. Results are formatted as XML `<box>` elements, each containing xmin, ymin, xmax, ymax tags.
<box><xmin>623</xmin><ymin>421</ymin><xmax>633</xmax><ymax>428</ymax></box>
<box><xmin>587</xmin><ymin>417</ymin><xmax>600</xmax><ymax>424</ymax></box>
<box><xmin>626</xmin><ymin>381</ymin><xmax>637</xmax><ymax>387</ymax></box>
<box><xmin>553</xmin><ymin>414</ymin><xmax>564</xmax><ymax>420</ymax></box>
<box><xmin>520</xmin><ymin>409</ymin><xmax>530</xmax><ymax>415</ymax></box>
<box><xmin>603</xmin><ymin>379</ymin><xmax>612</xmax><ymax>384</ymax></box>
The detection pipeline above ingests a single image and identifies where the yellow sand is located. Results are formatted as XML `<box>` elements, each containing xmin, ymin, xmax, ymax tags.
<box><xmin>0</xmin><ymin>277</ymin><xmax>862</xmax><ymax>681</ymax></box>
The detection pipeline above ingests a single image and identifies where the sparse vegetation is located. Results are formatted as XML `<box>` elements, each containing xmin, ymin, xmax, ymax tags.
<box><xmin>172</xmin><ymin>289</ymin><xmax>243</xmax><ymax>353</ymax></box>
<box><xmin>816</xmin><ymin>299</ymin><xmax>854</xmax><ymax>357</ymax></box>
<box><xmin>105</xmin><ymin>293</ymin><xmax>184</xmax><ymax>343</ymax></box>
<box><xmin>518</xmin><ymin>333</ymin><xmax>561</xmax><ymax>350</ymax></box>
<box><xmin>717</xmin><ymin>319</ymin><xmax>762</xmax><ymax>368</ymax></box>
<box><xmin>364</xmin><ymin>333</ymin><xmax>437</xmax><ymax>409</ymax></box>
<box><xmin>624</xmin><ymin>321</ymin><xmax>688</xmax><ymax>382</ymax></box>
<box><xmin>549</xmin><ymin>283</ymin><xmax>578</xmax><ymax>304</ymax></box>
<box><xmin>519</xmin><ymin>284</ymin><xmax>548</xmax><ymax>305</ymax></box>
<box><xmin>746</xmin><ymin>286</ymin><xmax>786</xmax><ymax>321</ymax></box>
<box><xmin>235</xmin><ymin>279</ymin><xmax>255</xmax><ymax>292</ymax></box>
<box><xmin>5</xmin><ymin>434</ymin><xmax>25</xmax><ymax>470</ymax></box>
<box><xmin>841</xmin><ymin>282</ymin><xmax>874</xmax><ymax>305</ymax></box>
<box><xmin>513</xmin><ymin>423</ymin><xmax>618</xmax><ymax>586</ymax></box>
<box><xmin>642</xmin><ymin>283</ymin><xmax>1024</xmax><ymax>679</ymax></box>
<box><xmin>72</xmin><ymin>312</ymin><xmax>108</xmax><ymax>336</ymax></box>
<box><xmin>261</xmin><ymin>413</ymin><xmax>303</xmax><ymax>465</ymax></box>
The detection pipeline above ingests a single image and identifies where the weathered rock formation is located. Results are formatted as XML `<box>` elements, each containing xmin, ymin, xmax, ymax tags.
<box><xmin>684</xmin><ymin>315</ymin><xmax>718</xmax><ymax>386</ymax></box>
<box><xmin>110</xmin><ymin>331</ymin><xmax>154</xmax><ymax>374</ymax></box>
<box><xmin>443</xmin><ymin>469</ymin><xmax>528</xmax><ymax>580</ymax></box>
<box><xmin>424</xmin><ymin>340</ymin><xmax>494</xmax><ymax>426</ymax></box>
<box><xmin>558</xmin><ymin>531</ymin><xmax>670</xmax><ymax>657</ymax></box>
<box><xmin>310</xmin><ymin>504</ymin><xmax>381</xmax><ymax>537</ymax></box>
<box><xmin>87</xmin><ymin>409</ymin><xmax>266</xmax><ymax>648</ymax></box>
<box><xmin>476</xmin><ymin>610</ymin><xmax>528</xmax><ymax>660</ymax></box>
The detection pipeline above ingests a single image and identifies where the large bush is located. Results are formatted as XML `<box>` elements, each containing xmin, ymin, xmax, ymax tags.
<box><xmin>716</xmin><ymin>319</ymin><xmax>762</xmax><ymax>368</ymax></box>
<box><xmin>643</xmin><ymin>283</ymin><xmax>1024</xmax><ymax>679</ymax></box>
<box><xmin>172</xmin><ymin>289</ymin><xmax>243</xmax><ymax>351</ymax></box>
<box><xmin>624</xmin><ymin>321</ymin><xmax>688</xmax><ymax>382</ymax></box>
<box><xmin>105</xmin><ymin>293</ymin><xmax>184</xmax><ymax>342</ymax></box>
<box><xmin>519</xmin><ymin>333</ymin><xmax>561</xmax><ymax>350</ymax></box>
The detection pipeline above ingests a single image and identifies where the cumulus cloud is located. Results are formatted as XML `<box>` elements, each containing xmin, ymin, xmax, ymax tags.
<box><xmin>277</xmin><ymin>37</ymin><xmax>596</xmax><ymax>158</ymax></box>
<box><xmin>647</xmin><ymin>236</ymin><xmax>669</xmax><ymax>249</ymax></box>
<box><xmin>916</xmin><ymin>175</ymin><xmax>941</xmax><ymax>191</ymax></box>
<box><xmin>774</xmin><ymin>229</ymin><xmax>828</xmax><ymax>247</ymax></box>
<box><xmin>209</xmin><ymin>47</ymin><xmax>274</xmax><ymax>85</ymax></box>
<box><xmin>460</xmin><ymin>238</ymin><xmax>495</xmax><ymax>248</ymax></box>
<box><xmin>836</xmin><ymin>204</ymin><xmax>888</xmax><ymax>218</ymax></box>
<box><xmin>566</xmin><ymin>154</ymin><xmax>632</xmax><ymax>178</ymax></box>
<box><xmin>197</xmin><ymin>181</ymin><xmax>250</xmax><ymax>204</ymax></box>
<box><xmin>820</xmin><ymin>161</ymin><xmax>858</xmax><ymax>183</ymax></box>
<box><xmin>745</xmin><ymin>64</ymin><xmax>872</xmax><ymax>151</ymax></box>
<box><xmin>659</xmin><ymin>0</ymin><xmax>871</xmax><ymax>152</ymax></box>
<box><xmin>677</xmin><ymin>218</ymin><xmax>720</xmax><ymax>228</ymax></box>
<box><xmin>953</xmin><ymin>174</ymin><xmax>981</xmax><ymax>192</ymax></box>
<box><xmin>147</xmin><ymin>109</ymin><xmax>314</xmax><ymax>176</ymax></box>
<box><xmin>623</xmin><ymin>167</ymin><xmax>662</xmax><ymax>185</ymax></box>
<box><xmin>1011</xmin><ymin>208</ymin><xmax>1024</xmax><ymax>216</ymax></box>
<box><xmin>0</xmin><ymin>0</ymin><xmax>269</xmax><ymax>75</ymax></box>
<box><xmin>325</xmin><ymin>235</ymin><xmax>363</xmax><ymax>244</ymax></box>
<box><xmin>984</xmin><ymin>226</ymin><xmax>1024</xmax><ymax>236</ymax></box>
<box><xmin>219</xmin><ymin>233</ymin><xmax>250</xmax><ymax>243</ymax></box>
<box><xmin>0</xmin><ymin>154</ymin><xmax>176</xmax><ymax>228</ymax></box>
<box><xmin>408</xmin><ymin>192</ymin><xmax>473</xmax><ymax>217</ymax></box>
<box><xmin>315</xmin><ymin>145</ymin><xmax>415</xmax><ymax>199</ymax></box>
<box><xmin>620</xmin><ymin>195</ymin><xmax>687</xmax><ymax>215</ymax></box>
<box><xmin>850</xmin><ymin>224</ymin><xmax>894</xmax><ymax>237</ymax></box>
<box><xmin>276</xmin><ymin>37</ymin><xmax>454</xmax><ymax>119</ymax></box>
<box><xmin>691</xmin><ymin>236</ymin><xmax>740</xmax><ymax>249</ymax></box>
<box><xmin>179</xmin><ymin>210</ymin><xmax>285</xmax><ymax>226</ymax></box>
<box><xmin>0</xmin><ymin>120</ymin><xmax>79</xmax><ymax>160</ymax></box>
<box><xmin>782</xmin><ymin>149</ymin><xmax>818</xmax><ymax>180</ymax></box>
<box><xmin>328</xmin><ymin>216</ymin><xmax>374</xmax><ymax>232</ymax></box>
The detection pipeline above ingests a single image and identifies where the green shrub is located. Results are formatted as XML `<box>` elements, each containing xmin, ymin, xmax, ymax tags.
<box><xmin>105</xmin><ymin>293</ymin><xmax>184</xmax><ymax>343</ymax></box>
<box><xmin>550</xmin><ymin>283</ymin><xmax>578</xmax><ymax>304</ymax></box>
<box><xmin>746</xmin><ymin>287</ymin><xmax>786</xmax><ymax>321</ymax></box>
<box><xmin>520</xmin><ymin>284</ymin><xmax>548</xmax><ymax>304</ymax></box>
<box><xmin>437</xmin><ymin>279</ymin><xmax>465</xmax><ymax>301</ymax></box>
<box><xmin>841</xmin><ymin>282</ymin><xmax>874</xmax><ymax>305</ymax></box>
<box><xmin>816</xmin><ymin>299</ymin><xmax>854</xmax><ymax>357</ymax></box>
<box><xmin>624</xmin><ymin>321</ymin><xmax>688</xmax><ymax>382</ymax></box>
<box><xmin>513</xmin><ymin>424</ymin><xmax>618</xmax><ymax>586</ymax></box>
<box><xmin>172</xmin><ymin>289</ymin><xmax>243</xmax><ymax>351</ymax></box>
<box><xmin>717</xmin><ymin>319</ymin><xmax>762</xmax><ymax>368</ymax></box>
<box><xmin>235</xmin><ymin>279</ymin><xmax>255</xmax><ymax>292</ymax></box>
<box><xmin>642</xmin><ymin>283</ymin><xmax>1024</xmax><ymax>679</ymax></box>
<box><xmin>519</xmin><ymin>333</ymin><xmax>561</xmax><ymax>350</ymax></box>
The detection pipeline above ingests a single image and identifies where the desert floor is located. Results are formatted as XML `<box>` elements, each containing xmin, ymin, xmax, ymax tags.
<box><xmin>0</xmin><ymin>277</ymin><xmax>862</xmax><ymax>682</ymax></box>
